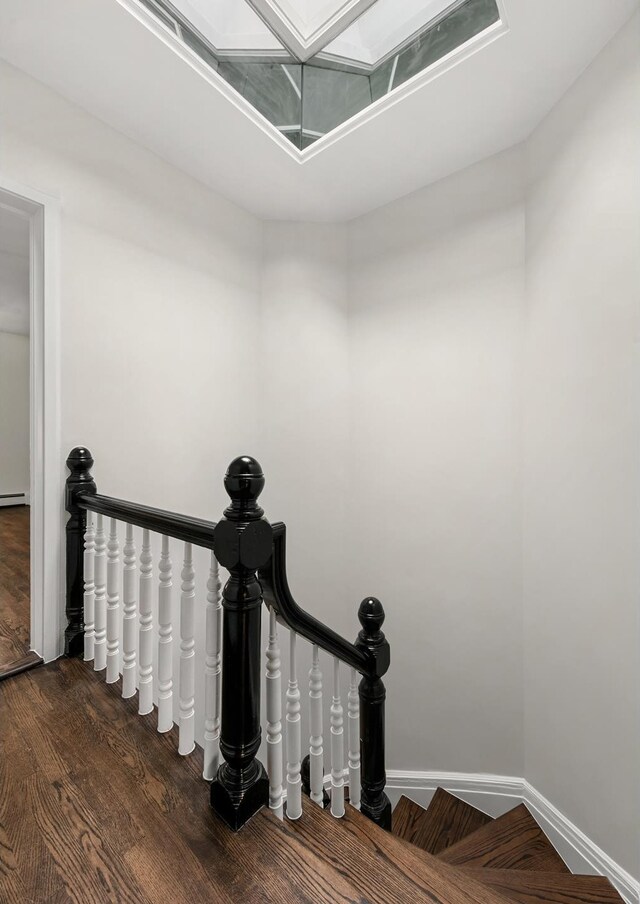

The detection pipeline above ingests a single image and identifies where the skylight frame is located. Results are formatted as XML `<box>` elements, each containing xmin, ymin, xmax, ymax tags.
<box><xmin>123</xmin><ymin>0</ymin><xmax>510</xmax><ymax>161</ymax></box>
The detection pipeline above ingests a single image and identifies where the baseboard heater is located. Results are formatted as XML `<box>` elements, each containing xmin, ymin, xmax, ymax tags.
<box><xmin>0</xmin><ymin>492</ymin><xmax>27</xmax><ymax>507</ymax></box>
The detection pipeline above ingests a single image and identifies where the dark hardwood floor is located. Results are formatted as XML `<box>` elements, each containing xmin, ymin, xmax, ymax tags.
<box><xmin>0</xmin><ymin>660</ymin><xmax>512</xmax><ymax>904</ymax></box>
<box><xmin>2</xmin><ymin>658</ymin><xmax>365</xmax><ymax>904</ymax></box>
<box><xmin>0</xmin><ymin>506</ymin><xmax>32</xmax><ymax>669</ymax></box>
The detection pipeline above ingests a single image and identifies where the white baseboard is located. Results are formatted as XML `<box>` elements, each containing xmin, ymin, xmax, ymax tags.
<box><xmin>0</xmin><ymin>493</ymin><xmax>28</xmax><ymax>507</ymax></box>
<box><xmin>385</xmin><ymin>770</ymin><xmax>639</xmax><ymax>904</ymax></box>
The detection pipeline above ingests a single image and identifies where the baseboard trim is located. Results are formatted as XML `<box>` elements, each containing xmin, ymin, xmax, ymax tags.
<box><xmin>385</xmin><ymin>770</ymin><xmax>639</xmax><ymax>904</ymax></box>
<box><xmin>0</xmin><ymin>493</ymin><xmax>27</xmax><ymax>508</ymax></box>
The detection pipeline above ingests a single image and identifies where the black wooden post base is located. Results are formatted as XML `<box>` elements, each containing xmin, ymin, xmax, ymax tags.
<box><xmin>210</xmin><ymin>761</ymin><xmax>269</xmax><ymax>831</ymax></box>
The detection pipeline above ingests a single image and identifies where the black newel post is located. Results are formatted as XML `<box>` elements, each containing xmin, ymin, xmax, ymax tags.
<box><xmin>355</xmin><ymin>597</ymin><xmax>392</xmax><ymax>830</ymax></box>
<box><xmin>210</xmin><ymin>456</ymin><xmax>273</xmax><ymax>830</ymax></box>
<box><xmin>65</xmin><ymin>447</ymin><xmax>97</xmax><ymax>657</ymax></box>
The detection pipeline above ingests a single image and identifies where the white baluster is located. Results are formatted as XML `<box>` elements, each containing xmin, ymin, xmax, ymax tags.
<box><xmin>330</xmin><ymin>658</ymin><xmax>345</xmax><ymax>818</ymax></box>
<box><xmin>266</xmin><ymin>607</ymin><xmax>283</xmax><ymax>818</ymax></box>
<box><xmin>178</xmin><ymin>543</ymin><xmax>195</xmax><ymax>755</ymax></box>
<box><xmin>122</xmin><ymin>524</ymin><xmax>137</xmax><ymax>699</ymax></box>
<box><xmin>157</xmin><ymin>535</ymin><xmax>173</xmax><ymax>733</ymax></box>
<box><xmin>348</xmin><ymin>667</ymin><xmax>361</xmax><ymax>810</ymax></box>
<box><xmin>309</xmin><ymin>644</ymin><xmax>324</xmax><ymax>807</ymax></box>
<box><xmin>138</xmin><ymin>529</ymin><xmax>153</xmax><ymax>716</ymax></box>
<box><xmin>93</xmin><ymin>514</ymin><xmax>107</xmax><ymax>672</ymax></box>
<box><xmin>203</xmin><ymin>553</ymin><xmax>222</xmax><ymax>780</ymax></box>
<box><xmin>83</xmin><ymin>514</ymin><xmax>96</xmax><ymax>662</ymax></box>
<box><xmin>106</xmin><ymin>519</ymin><xmax>121</xmax><ymax>684</ymax></box>
<box><xmin>285</xmin><ymin>631</ymin><xmax>302</xmax><ymax>820</ymax></box>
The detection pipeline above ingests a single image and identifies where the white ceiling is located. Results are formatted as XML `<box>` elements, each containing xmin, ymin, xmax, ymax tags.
<box><xmin>0</xmin><ymin>206</ymin><xmax>30</xmax><ymax>336</ymax></box>
<box><xmin>0</xmin><ymin>0</ymin><xmax>637</xmax><ymax>221</ymax></box>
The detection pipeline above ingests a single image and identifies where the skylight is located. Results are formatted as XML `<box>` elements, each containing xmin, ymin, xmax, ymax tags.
<box><xmin>137</xmin><ymin>0</ymin><xmax>502</xmax><ymax>150</ymax></box>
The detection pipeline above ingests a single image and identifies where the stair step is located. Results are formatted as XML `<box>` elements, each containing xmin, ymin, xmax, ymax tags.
<box><xmin>438</xmin><ymin>804</ymin><xmax>570</xmax><ymax>873</ymax></box>
<box><xmin>270</xmin><ymin>801</ymin><xmax>513</xmax><ymax>903</ymax></box>
<box><xmin>464</xmin><ymin>868</ymin><xmax>625</xmax><ymax>903</ymax></box>
<box><xmin>393</xmin><ymin>789</ymin><xmax>493</xmax><ymax>855</ymax></box>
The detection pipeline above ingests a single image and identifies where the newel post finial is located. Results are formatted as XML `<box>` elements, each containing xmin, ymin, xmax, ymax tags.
<box><xmin>65</xmin><ymin>447</ymin><xmax>97</xmax><ymax>657</ymax></box>
<box><xmin>210</xmin><ymin>455</ymin><xmax>273</xmax><ymax>830</ymax></box>
<box><xmin>222</xmin><ymin>455</ymin><xmax>265</xmax><ymax>520</ymax></box>
<box><xmin>355</xmin><ymin>596</ymin><xmax>392</xmax><ymax>830</ymax></box>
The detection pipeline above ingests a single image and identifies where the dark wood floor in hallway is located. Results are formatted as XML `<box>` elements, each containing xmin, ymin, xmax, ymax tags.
<box><xmin>0</xmin><ymin>505</ymin><xmax>32</xmax><ymax>668</ymax></box>
<box><xmin>0</xmin><ymin>658</ymin><xmax>342</xmax><ymax>904</ymax></box>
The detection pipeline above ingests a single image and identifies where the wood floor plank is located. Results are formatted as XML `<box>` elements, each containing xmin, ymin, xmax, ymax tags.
<box><xmin>438</xmin><ymin>805</ymin><xmax>571</xmax><ymax>873</ymax></box>
<box><xmin>0</xmin><ymin>507</ymin><xmax>31</xmax><ymax>669</ymax></box>
<box><xmin>463</xmin><ymin>868</ymin><xmax>625</xmax><ymax>903</ymax></box>
<box><xmin>245</xmin><ymin>809</ymin><xmax>368</xmax><ymax>903</ymax></box>
<box><xmin>393</xmin><ymin>789</ymin><xmax>493</xmax><ymax>855</ymax></box>
<box><xmin>5</xmin><ymin>772</ymin><xmax>66</xmax><ymax>902</ymax></box>
<box><xmin>281</xmin><ymin>801</ymin><xmax>512</xmax><ymax>904</ymax></box>
<box><xmin>27</xmin><ymin>769</ymin><xmax>147</xmax><ymax>904</ymax></box>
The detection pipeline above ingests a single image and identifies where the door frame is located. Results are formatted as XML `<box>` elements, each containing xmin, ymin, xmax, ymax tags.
<box><xmin>0</xmin><ymin>176</ymin><xmax>62</xmax><ymax>662</ymax></box>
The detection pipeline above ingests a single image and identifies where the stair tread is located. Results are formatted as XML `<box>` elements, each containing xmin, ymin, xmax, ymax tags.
<box><xmin>463</xmin><ymin>868</ymin><xmax>625</xmax><ymax>903</ymax></box>
<box><xmin>393</xmin><ymin>789</ymin><xmax>493</xmax><ymax>854</ymax></box>
<box><xmin>438</xmin><ymin>804</ymin><xmax>570</xmax><ymax>873</ymax></box>
<box><xmin>269</xmin><ymin>800</ymin><xmax>513</xmax><ymax>904</ymax></box>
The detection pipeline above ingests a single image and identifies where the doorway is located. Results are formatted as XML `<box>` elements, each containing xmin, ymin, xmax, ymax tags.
<box><xmin>0</xmin><ymin>180</ymin><xmax>61</xmax><ymax>673</ymax></box>
<box><xmin>0</xmin><ymin>203</ymin><xmax>35</xmax><ymax>674</ymax></box>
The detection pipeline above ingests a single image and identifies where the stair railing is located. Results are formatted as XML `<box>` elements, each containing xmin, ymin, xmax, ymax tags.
<box><xmin>259</xmin><ymin>522</ymin><xmax>391</xmax><ymax>828</ymax></box>
<box><xmin>65</xmin><ymin>448</ymin><xmax>390</xmax><ymax>831</ymax></box>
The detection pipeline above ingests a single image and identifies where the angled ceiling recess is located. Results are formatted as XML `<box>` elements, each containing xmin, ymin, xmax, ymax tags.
<box><xmin>136</xmin><ymin>0</ymin><xmax>505</xmax><ymax>150</ymax></box>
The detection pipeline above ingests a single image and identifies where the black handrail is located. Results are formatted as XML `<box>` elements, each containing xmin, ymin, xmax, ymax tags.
<box><xmin>259</xmin><ymin>522</ymin><xmax>371</xmax><ymax>676</ymax></box>
<box><xmin>76</xmin><ymin>492</ymin><xmax>218</xmax><ymax>549</ymax></box>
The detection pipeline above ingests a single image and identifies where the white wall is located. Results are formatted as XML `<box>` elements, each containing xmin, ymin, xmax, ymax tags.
<box><xmin>0</xmin><ymin>249</ymin><xmax>29</xmax><ymax>335</ymax></box>
<box><xmin>256</xmin><ymin>222</ymin><xmax>352</xmax><ymax>757</ymax></box>
<box><xmin>258</xmin><ymin>223</ymin><xmax>350</xmax><ymax>625</ymax></box>
<box><xmin>0</xmin><ymin>331</ymin><xmax>29</xmax><ymax>497</ymax></box>
<box><xmin>523</xmin><ymin>14</ymin><xmax>640</xmax><ymax>878</ymax></box>
<box><xmin>0</xmin><ymin>60</ymin><xmax>263</xmax><ymax>664</ymax></box>
<box><xmin>0</xmin><ymin>59</ymin><xmax>262</xmax><ymax>516</ymax></box>
<box><xmin>348</xmin><ymin>147</ymin><xmax>526</xmax><ymax>777</ymax></box>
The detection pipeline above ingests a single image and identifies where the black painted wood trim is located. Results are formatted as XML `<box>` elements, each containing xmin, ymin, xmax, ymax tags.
<box><xmin>77</xmin><ymin>493</ymin><xmax>218</xmax><ymax>549</ymax></box>
<box><xmin>259</xmin><ymin>522</ymin><xmax>371</xmax><ymax>676</ymax></box>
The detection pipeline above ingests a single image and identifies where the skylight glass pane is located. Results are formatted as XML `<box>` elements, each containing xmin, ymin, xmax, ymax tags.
<box><xmin>390</xmin><ymin>0</ymin><xmax>500</xmax><ymax>90</ymax></box>
<box><xmin>217</xmin><ymin>61</ymin><xmax>302</xmax><ymax>132</ymax></box>
<box><xmin>324</xmin><ymin>0</ymin><xmax>463</xmax><ymax>65</ymax></box>
<box><xmin>167</xmin><ymin>0</ymin><xmax>284</xmax><ymax>51</ymax></box>
<box><xmin>301</xmin><ymin>66</ymin><xmax>371</xmax><ymax>138</ymax></box>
